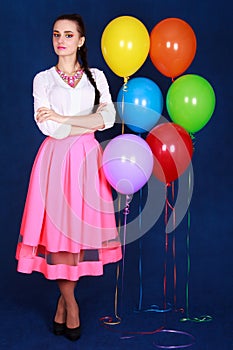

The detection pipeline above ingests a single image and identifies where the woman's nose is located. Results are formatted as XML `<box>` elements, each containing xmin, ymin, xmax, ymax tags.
<box><xmin>57</xmin><ymin>35</ymin><xmax>64</xmax><ymax>43</ymax></box>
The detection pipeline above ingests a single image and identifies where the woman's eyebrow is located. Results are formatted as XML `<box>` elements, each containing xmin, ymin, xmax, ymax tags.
<box><xmin>53</xmin><ymin>30</ymin><xmax>74</xmax><ymax>33</ymax></box>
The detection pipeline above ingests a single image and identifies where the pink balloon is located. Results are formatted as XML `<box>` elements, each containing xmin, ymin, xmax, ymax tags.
<box><xmin>102</xmin><ymin>134</ymin><xmax>153</xmax><ymax>194</ymax></box>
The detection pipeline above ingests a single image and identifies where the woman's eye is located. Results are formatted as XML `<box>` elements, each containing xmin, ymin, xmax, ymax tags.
<box><xmin>53</xmin><ymin>32</ymin><xmax>74</xmax><ymax>39</ymax></box>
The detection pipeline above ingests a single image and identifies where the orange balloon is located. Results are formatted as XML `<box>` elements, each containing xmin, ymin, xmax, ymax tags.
<box><xmin>150</xmin><ymin>18</ymin><xmax>197</xmax><ymax>79</ymax></box>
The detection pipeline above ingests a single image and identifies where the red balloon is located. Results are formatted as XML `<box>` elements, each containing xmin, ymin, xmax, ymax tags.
<box><xmin>149</xmin><ymin>18</ymin><xmax>197</xmax><ymax>79</ymax></box>
<box><xmin>146</xmin><ymin>123</ymin><xmax>193</xmax><ymax>184</ymax></box>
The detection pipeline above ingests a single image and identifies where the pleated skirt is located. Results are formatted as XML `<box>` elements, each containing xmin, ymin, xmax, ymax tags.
<box><xmin>16</xmin><ymin>133</ymin><xmax>122</xmax><ymax>281</ymax></box>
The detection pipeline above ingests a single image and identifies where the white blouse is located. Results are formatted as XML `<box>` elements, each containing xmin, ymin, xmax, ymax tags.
<box><xmin>33</xmin><ymin>67</ymin><xmax>116</xmax><ymax>139</ymax></box>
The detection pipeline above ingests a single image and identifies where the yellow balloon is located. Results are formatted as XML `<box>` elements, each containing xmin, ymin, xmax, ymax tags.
<box><xmin>101</xmin><ymin>16</ymin><xmax>150</xmax><ymax>78</ymax></box>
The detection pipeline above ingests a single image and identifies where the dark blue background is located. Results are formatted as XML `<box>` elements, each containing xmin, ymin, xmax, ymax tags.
<box><xmin>1</xmin><ymin>0</ymin><xmax>232</xmax><ymax>349</ymax></box>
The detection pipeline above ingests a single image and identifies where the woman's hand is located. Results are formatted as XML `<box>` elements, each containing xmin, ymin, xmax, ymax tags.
<box><xmin>36</xmin><ymin>103</ymin><xmax>107</xmax><ymax>128</ymax></box>
<box><xmin>96</xmin><ymin>102</ymin><xmax>107</xmax><ymax>114</ymax></box>
<box><xmin>36</xmin><ymin>107</ymin><xmax>66</xmax><ymax>124</ymax></box>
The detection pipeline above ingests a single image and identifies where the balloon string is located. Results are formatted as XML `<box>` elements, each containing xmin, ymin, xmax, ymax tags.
<box><xmin>114</xmin><ymin>264</ymin><xmax>121</xmax><ymax>322</ymax></box>
<box><xmin>100</xmin><ymin>317</ymin><xmax>164</xmax><ymax>338</ymax></box>
<box><xmin>171</xmin><ymin>183</ymin><xmax>177</xmax><ymax>309</ymax></box>
<box><xmin>121</xmin><ymin>76</ymin><xmax>129</xmax><ymax>135</ymax></box>
<box><xmin>172</xmin><ymin>233</ymin><xmax>177</xmax><ymax>309</ymax></box>
<box><xmin>100</xmin><ymin>262</ymin><xmax>122</xmax><ymax>325</ymax></box>
<box><xmin>136</xmin><ymin>135</ymin><xmax>143</xmax><ymax>311</ymax></box>
<box><xmin>186</xmin><ymin>207</ymin><xmax>191</xmax><ymax>319</ymax></box>
<box><xmin>152</xmin><ymin>183</ymin><xmax>195</xmax><ymax>349</ymax></box>
<box><xmin>121</xmin><ymin>93</ymin><xmax>125</xmax><ymax>135</ymax></box>
<box><xmin>100</xmin><ymin>194</ymin><xmax>133</xmax><ymax>326</ymax></box>
<box><xmin>101</xmin><ymin>194</ymin><xmax>122</xmax><ymax>325</ymax></box>
<box><xmin>100</xmin><ymin>189</ymin><xmax>195</xmax><ymax>349</ymax></box>
<box><xmin>138</xmin><ymin>239</ymin><xmax>143</xmax><ymax>311</ymax></box>
<box><xmin>171</xmin><ymin>181</ymin><xmax>175</xmax><ymax>201</ymax></box>
<box><xmin>100</xmin><ymin>318</ymin><xmax>195</xmax><ymax>347</ymax></box>
<box><xmin>164</xmin><ymin>183</ymin><xmax>184</xmax><ymax>315</ymax></box>
<box><xmin>118</xmin><ymin>194</ymin><xmax>121</xmax><ymax>233</ymax></box>
<box><xmin>163</xmin><ymin>233</ymin><xmax>168</xmax><ymax>314</ymax></box>
<box><xmin>138</xmin><ymin>188</ymin><xmax>143</xmax><ymax>311</ymax></box>
<box><xmin>180</xmin><ymin>315</ymin><xmax>213</xmax><ymax>323</ymax></box>
<box><xmin>121</xmin><ymin>194</ymin><xmax>133</xmax><ymax>295</ymax></box>
<box><xmin>171</xmin><ymin>183</ymin><xmax>183</xmax><ymax>313</ymax></box>
<box><xmin>153</xmin><ymin>329</ymin><xmax>195</xmax><ymax>349</ymax></box>
<box><xmin>180</xmin><ymin>170</ymin><xmax>212</xmax><ymax>323</ymax></box>
<box><xmin>135</xmin><ymin>184</ymin><xmax>172</xmax><ymax>315</ymax></box>
<box><xmin>180</xmin><ymin>208</ymin><xmax>212</xmax><ymax>323</ymax></box>
<box><xmin>163</xmin><ymin>184</ymin><xmax>171</xmax><ymax>318</ymax></box>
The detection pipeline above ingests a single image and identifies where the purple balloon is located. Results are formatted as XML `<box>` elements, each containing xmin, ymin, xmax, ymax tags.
<box><xmin>102</xmin><ymin>134</ymin><xmax>154</xmax><ymax>194</ymax></box>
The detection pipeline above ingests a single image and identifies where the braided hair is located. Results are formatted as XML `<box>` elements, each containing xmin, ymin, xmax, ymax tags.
<box><xmin>53</xmin><ymin>14</ymin><xmax>100</xmax><ymax>107</ymax></box>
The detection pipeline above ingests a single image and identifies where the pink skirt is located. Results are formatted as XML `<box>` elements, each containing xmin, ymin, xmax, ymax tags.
<box><xmin>16</xmin><ymin>133</ymin><xmax>122</xmax><ymax>281</ymax></box>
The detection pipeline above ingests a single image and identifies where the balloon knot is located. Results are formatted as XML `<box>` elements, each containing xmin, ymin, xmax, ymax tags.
<box><xmin>189</xmin><ymin>132</ymin><xmax>196</xmax><ymax>140</ymax></box>
<box><xmin>123</xmin><ymin>77</ymin><xmax>129</xmax><ymax>91</ymax></box>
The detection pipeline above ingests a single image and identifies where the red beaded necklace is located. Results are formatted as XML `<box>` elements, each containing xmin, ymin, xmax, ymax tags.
<box><xmin>55</xmin><ymin>66</ymin><xmax>84</xmax><ymax>87</ymax></box>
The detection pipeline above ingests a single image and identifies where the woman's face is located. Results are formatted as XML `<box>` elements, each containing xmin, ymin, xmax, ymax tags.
<box><xmin>52</xmin><ymin>19</ymin><xmax>85</xmax><ymax>58</ymax></box>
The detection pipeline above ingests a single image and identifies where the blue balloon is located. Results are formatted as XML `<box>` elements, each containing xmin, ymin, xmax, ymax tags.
<box><xmin>117</xmin><ymin>77</ymin><xmax>163</xmax><ymax>133</ymax></box>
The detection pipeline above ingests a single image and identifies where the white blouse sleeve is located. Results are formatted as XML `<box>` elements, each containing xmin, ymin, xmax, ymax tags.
<box><xmin>33</xmin><ymin>73</ymin><xmax>71</xmax><ymax>139</ymax></box>
<box><xmin>93</xmin><ymin>69</ymin><xmax>116</xmax><ymax>131</ymax></box>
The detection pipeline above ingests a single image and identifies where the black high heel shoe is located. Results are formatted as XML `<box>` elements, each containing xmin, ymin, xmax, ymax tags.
<box><xmin>53</xmin><ymin>296</ymin><xmax>66</xmax><ymax>335</ymax></box>
<box><xmin>53</xmin><ymin>321</ymin><xmax>66</xmax><ymax>335</ymax></box>
<box><xmin>65</xmin><ymin>325</ymin><xmax>81</xmax><ymax>341</ymax></box>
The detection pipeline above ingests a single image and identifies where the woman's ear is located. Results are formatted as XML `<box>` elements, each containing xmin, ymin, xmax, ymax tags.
<box><xmin>79</xmin><ymin>36</ymin><xmax>85</xmax><ymax>48</ymax></box>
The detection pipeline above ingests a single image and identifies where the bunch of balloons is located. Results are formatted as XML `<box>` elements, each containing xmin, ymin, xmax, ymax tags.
<box><xmin>101</xmin><ymin>15</ymin><xmax>216</xmax><ymax>193</ymax></box>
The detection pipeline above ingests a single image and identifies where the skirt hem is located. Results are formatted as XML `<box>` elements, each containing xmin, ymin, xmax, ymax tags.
<box><xmin>16</xmin><ymin>246</ymin><xmax>122</xmax><ymax>281</ymax></box>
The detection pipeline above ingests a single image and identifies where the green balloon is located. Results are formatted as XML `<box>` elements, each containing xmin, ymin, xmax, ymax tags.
<box><xmin>166</xmin><ymin>74</ymin><xmax>216</xmax><ymax>133</ymax></box>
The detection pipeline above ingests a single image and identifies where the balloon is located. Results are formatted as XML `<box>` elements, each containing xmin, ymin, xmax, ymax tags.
<box><xmin>166</xmin><ymin>74</ymin><xmax>216</xmax><ymax>133</ymax></box>
<box><xmin>102</xmin><ymin>134</ymin><xmax>153</xmax><ymax>194</ymax></box>
<box><xmin>146</xmin><ymin>123</ymin><xmax>193</xmax><ymax>184</ymax></box>
<box><xmin>117</xmin><ymin>77</ymin><xmax>163</xmax><ymax>133</ymax></box>
<box><xmin>101</xmin><ymin>16</ymin><xmax>150</xmax><ymax>78</ymax></box>
<box><xmin>150</xmin><ymin>18</ymin><xmax>197</xmax><ymax>79</ymax></box>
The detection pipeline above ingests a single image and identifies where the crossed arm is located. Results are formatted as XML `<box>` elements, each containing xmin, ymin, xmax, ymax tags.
<box><xmin>36</xmin><ymin>103</ymin><xmax>106</xmax><ymax>135</ymax></box>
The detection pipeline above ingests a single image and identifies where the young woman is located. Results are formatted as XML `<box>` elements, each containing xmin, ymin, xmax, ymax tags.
<box><xmin>15</xmin><ymin>13</ymin><xmax>122</xmax><ymax>341</ymax></box>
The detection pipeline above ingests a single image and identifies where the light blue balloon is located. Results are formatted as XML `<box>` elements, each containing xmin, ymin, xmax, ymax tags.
<box><xmin>117</xmin><ymin>77</ymin><xmax>163</xmax><ymax>133</ymax></box>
